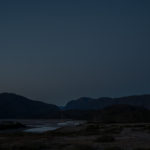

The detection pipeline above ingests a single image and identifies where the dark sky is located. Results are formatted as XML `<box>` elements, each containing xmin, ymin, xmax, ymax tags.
<box><xmin>0</xmin><ymin>0</ymin><xmax>150</xmax><ymax>105</ymax></box>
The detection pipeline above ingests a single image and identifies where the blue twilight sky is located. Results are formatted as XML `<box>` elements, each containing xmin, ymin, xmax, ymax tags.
<box><xmin>0</xmin><ymin>0</ymin><xmax>150</xmax><ymax>105</ymax></box>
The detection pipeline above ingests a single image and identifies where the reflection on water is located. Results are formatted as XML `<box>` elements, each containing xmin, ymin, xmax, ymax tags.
<box><xmin>0</xmin><ymin>119</ymin><xmax>84</xmax><ymax>133</ymax></box>
<box><xmin>25</xmin><ymin>120</ymin><xmax>83</xmax><ymax>133</ymax></box>
<box><xmin>25</xmin><ymin>126</ymin><xmax>59</xmax><ymax>133</ymax></box>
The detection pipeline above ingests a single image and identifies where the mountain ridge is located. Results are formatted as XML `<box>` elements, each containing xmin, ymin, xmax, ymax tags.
<box><xmin>65</xmin><ymin>94</ymin><xmax>150</xmax><ymax>110</ymax></box>
<box><xmin>0</xmin><ymin>92</ymin><xmax>150</xmax><ymax>120</ymax></box>
<box><xmin>0</xmin><ymin>92</ymin><xmax>60</xmax><ymax>118</ymax></box>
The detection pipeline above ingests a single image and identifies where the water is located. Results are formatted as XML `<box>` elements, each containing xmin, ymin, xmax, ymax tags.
<box><xmin>25</xmin><ymin>126</ymin><xmax>59</xmax><ymax>133</ymax></box>
<box><xmin>25</xmin><ymin>120</ymin><xmax>83</xmax><ymax>133</ymax></box>
<box><xmin>0</xmin><ymin>119</ymin><xmax>84</xmax><ymax>133</ymax></box>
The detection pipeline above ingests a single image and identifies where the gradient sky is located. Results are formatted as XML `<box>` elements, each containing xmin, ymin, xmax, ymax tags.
<box><xmin>0</xmin><ymin>0</ymin><xmax>150</xmax><ymax>105</ymax></box>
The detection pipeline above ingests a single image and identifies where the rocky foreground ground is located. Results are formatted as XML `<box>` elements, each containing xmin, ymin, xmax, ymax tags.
<box><xmin>0</xmin><ymin>122</ymin><xmax>150</xmax><ymax>150</ymax></box>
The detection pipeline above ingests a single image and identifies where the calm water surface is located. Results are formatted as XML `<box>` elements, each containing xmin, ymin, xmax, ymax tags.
<box><xmin>0</xmin><ymin>119</ymin><xmax>84</xmax><ymax>133</ymax></box>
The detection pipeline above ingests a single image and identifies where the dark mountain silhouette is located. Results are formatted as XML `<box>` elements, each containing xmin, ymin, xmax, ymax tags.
<box><xmin>0</xmin><ymin>93</ymin><xmax>150</xmax><ymax>122</ymax></box>
<box><xmin>0</xmin><ymin>93</ymin><xmax>60</xmax><ymax>118</ymax></box>
<box><xmin>65</xmin><ymin>95</ymin><xmax>150</xmax><ymax>110</ymax></box>
<box><xmin>63</xmin><ymin>104</ymin><xmax>150</xmax><ymax>123</ymax></box>
<box><xmin>95</xmin><ymin>104</ymin><xmax>150</xmax><ymax>123</ymax></box>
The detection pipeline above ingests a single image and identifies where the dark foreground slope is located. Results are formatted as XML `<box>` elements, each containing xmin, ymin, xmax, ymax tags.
<box><xmin>65</xmin><ymin>95</ymin><xmax>150</xmax><ymax>110</ymax></box>
<box><xmin>0</xmin><ymin>93</ymin><xmax>60</xmax><ymax>118</ymax></box>
<box><xmin>63</xmin><ymin>104</ymin><xmax>150</xmax><ymax>123</ymax></box>
<box><xmin>95</xmin><ymin>104</ymin><xmax>150</xmax><ymax>123</ymax></box>
<box><xmin>0</xmin><ymin>123</ymin><xmax>150</xmax><ymax>150</ymax></box>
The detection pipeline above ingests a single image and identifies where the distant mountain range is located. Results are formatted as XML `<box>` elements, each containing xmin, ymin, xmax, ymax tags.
<box><xmin>0</xmin><ymin>93</ymin><xmax>60</xmax><ymax>118</ymax></box>
<box><xmin>0</xmin><ymin>93</ymin><xmax>150</xmax><ymax>122</ymax></box>
<box><xmin>64</xmin><ymin>95</ymin><xmax>150</xmax><ymax>110</ymax></box>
